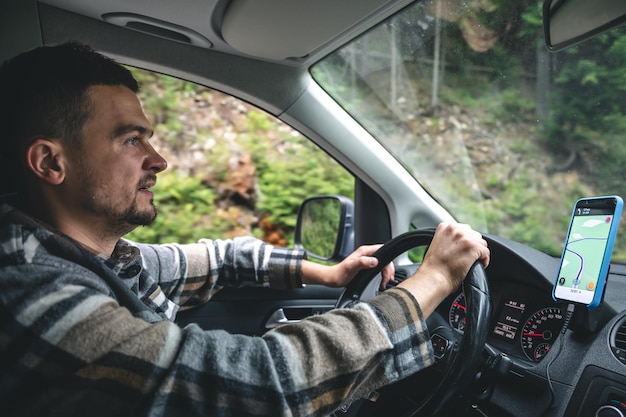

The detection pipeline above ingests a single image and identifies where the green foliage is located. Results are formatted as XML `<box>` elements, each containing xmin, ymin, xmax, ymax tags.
<box><xmin>128</xmin><ymin>67</ymin><xmax>198</xmax><ymax>150</ymax></box>
<box><xmin>538</xmin><ymin>27</ymin><xmax>626</xmax><ymax>258</ymax></box>
<box><xmin>475</xmin><ymin>173</ymin><xmax>587</xmax><ymax>256</ymax></box>
<box><xmin>126</xmin><ymin>68</ymin><xmax>354</xmax><ymax>248</ymax></box>
<box><xmin>493</xmin><ymin>89</ymin><xmax>536</xmax><ymax>123</ymax></box>
<box><xmin>545</xmin><ymin>28</ymin><xmax>626</xmax><ymax>153</ymax></box>
<box><xmin>125</xmin><ymin>172</ymin><xmax>218</xmax><ymax>243</ymax></box>
<box><xmin>222</xmin><ymin>108</ymin><xmax>354</xmax><ymax>246</ymax></box>
<box><xmin>254</xmin><ymin>134</ymin><xmax>354</xmax><ymax>246</ymax></box>
<box><xmin>519</xmin><ymin>1</ymin><xmax>543</xmax><ymax>35</ymax></box>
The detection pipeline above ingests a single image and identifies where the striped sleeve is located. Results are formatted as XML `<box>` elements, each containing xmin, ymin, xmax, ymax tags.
<box><xmin>140</xmin><ymin>237</ymin><xmax>306</xmax><ymax>307</ymax></box>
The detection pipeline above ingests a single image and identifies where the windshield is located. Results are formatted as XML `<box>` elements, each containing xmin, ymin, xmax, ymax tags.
<box><xmin>312</xmin><ymin>0</ymin><xmax>626</xmax><ymax>262</ymax></box>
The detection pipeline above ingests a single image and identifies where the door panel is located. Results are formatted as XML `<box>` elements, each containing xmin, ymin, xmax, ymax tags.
<box><xmin>175</xmin><ymin>285</ymin><xmax>342</xmax><ymax>335</ymax></box>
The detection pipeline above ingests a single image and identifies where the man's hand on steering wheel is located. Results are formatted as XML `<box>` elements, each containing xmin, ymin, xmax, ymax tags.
<box><xmin>398</xmin><ymin>222</ymin><xmax>490</xmax><ymax>318</ymax></box>
<box><xmin>301</xmin><ymin>244</ymin><xmax>396</xmax><ymax>289</ymax></box>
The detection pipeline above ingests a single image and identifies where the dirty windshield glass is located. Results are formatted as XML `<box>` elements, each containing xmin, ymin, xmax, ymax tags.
<box><xmin>312</xmin><ymin>0</ymin><xmax>626</xmax><ymax>261</ymax></box>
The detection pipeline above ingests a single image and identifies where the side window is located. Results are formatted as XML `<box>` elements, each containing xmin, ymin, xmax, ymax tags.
<box><xmin>125</xmin><ymin>68</ymin><xmax>354</xmax><ymax>247</ymax></box>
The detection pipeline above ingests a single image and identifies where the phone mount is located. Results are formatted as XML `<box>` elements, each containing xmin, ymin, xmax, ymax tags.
<box><xmin>568</xmin><ymin>302</ymin><xmax>615</xmax><ymax>335</ymax></box>
<box><xmin>560</xmin><ymin>256</ymin><xmax>620</xmax><ymax>335</ymax></box>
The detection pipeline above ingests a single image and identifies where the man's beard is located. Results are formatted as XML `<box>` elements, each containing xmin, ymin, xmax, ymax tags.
<box><xmin>121</xmin><ymin>199</ymin><xmax>157</xmax><ymax>226</ymax></box>
<box><xmin>97</xmin><ymin>199</ymin><xmax>157</xmax><ymax>239</ymax></box>
<box><xmin>72</xmin><ymin>153</ymin><xmax>159</xmax><ymax>237</ymax></box>
<box><xmin>78</xmin><ymin>177</ymin><xmax>158</xmax><ymax>237</ymax></box>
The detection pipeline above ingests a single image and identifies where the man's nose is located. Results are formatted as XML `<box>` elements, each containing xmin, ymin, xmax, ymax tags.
<box><xmin>145</xmin><ymin>144</ymin><xmax>168</xmax><ymax>173</ymax></box>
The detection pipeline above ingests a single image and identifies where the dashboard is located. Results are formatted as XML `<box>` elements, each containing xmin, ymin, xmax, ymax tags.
<box><xmin>420</xmin><ymin>233</ymin><xmax>626</xmax><ymax>416</ymax></box>
<box><xmin>441</xmin><ymin>281</ymin><xmax>564</xmax><ymax>364</ymax></box>
<box><xmin>401</xmin><ymin>232</ymin><xmax>571</xmax><ymax>366</ymax></box>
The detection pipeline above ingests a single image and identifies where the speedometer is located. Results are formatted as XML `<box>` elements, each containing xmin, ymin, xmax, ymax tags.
<box><xmin>448</xmin><ymin>293</ymin><xmax>466</xmax><ymax>333</ymax></box>
<box><xmin>520</xmin><ymin>307</ymin><xmax>564</xmax><ymax>361</ymax></box>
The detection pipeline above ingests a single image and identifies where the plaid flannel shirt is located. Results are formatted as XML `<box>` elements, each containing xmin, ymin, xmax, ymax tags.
<box><xmin>0</xmin><ymin>204</ymin><xmax>434</xmax><ymax>416</ymax></box>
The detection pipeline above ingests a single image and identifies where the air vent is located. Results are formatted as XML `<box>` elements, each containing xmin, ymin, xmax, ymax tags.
<box><xmin>610</xmin><ymin>317</ymin><xmax>626</xmax><ymax>365</ymax></box>
<box><xmin>385</xmin><ymin>269</ymin><xmax>408</xmax><ymax>290</ymax></box>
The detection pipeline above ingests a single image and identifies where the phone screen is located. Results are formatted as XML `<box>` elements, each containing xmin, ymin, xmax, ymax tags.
<box><xmin>553</xmin><ymin>196</ymin><xmax>622</xmax><ymax>308</ymax></box>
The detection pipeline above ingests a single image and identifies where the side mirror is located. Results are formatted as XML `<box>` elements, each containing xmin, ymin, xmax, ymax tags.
<box><xmin>544</xmin><ymin>0</ymin><xmax>626</xmax><ymax>52</ymax></box>
<box><xmin>294</xmin><ymin>195</ymin><xmax>354</xmax><ymax>262</ymax></box>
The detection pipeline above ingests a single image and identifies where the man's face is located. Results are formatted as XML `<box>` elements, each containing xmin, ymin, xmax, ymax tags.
<box><xmin>64</xmin><ymin>85</ymin><xmax>167</xmax><ymax>236</ymax></box>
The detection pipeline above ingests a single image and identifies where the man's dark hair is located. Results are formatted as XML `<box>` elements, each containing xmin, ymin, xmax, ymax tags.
<box><xmin>0</xmin><ymin>41</ymin><xmax>139</xmax><ymax>197</ymax></box>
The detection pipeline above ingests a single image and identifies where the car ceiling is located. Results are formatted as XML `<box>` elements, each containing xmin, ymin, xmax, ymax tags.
<box><xmin>20</xmin><ymin>0</ymin><xmax>415</xmax><ymax>65</ymax></box>
<box><xmin>2</xmin><ymin>0</ymin><xmax>416</xmax><ymax>114</ymax></box>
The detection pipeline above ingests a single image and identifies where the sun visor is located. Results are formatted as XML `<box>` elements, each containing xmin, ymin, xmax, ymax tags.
<box><xmin>221</xmin><ymin>0</ymin><xmax>393</xmax><ymax>60</ymax></box>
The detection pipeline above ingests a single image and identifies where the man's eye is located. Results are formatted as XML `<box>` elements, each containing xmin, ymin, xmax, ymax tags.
<box><xmin>127</xmin><ymin>137</ymin><xmax>138</xmax><ymax>145</ymax></box>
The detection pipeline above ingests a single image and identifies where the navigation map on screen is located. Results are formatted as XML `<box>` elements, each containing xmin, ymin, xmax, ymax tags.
<box><xmin>553</xmin><ymin>208</ymin><xmax>614</xmax><ymax>305</ymax></box>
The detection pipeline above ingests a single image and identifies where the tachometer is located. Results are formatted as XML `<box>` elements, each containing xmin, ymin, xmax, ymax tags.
<box><xmin>448</xmin><ymin>293</ymin><xmax>466</xmax><ymax>333</ymax></box>
<box><xmin>520</xmin><ymin>307</ymin><xmax>564</xmax><ymax>361</ymax></box>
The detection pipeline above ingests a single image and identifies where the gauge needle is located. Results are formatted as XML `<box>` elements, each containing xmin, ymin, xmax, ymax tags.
<box><xmin>454</xmin><ymin>302</ymin><xmax>466</xmax><ymax>310</ymax></box>
<box><xmin>523</xmin><ymin>333</ymin><xmax>543</xmax><ymax>337</ymax></box>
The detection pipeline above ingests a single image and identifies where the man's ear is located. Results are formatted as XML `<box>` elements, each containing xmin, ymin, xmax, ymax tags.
<box><xmin>25</xmin><ymin>138</ymin><xmax>66</xmax><ymax>185</ymax></box>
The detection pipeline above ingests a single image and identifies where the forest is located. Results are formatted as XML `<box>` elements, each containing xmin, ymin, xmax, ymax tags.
<box><xmin>125</xmin><ymin>0</ymin><xmax>626</xmax><ymax>260</ymax></box>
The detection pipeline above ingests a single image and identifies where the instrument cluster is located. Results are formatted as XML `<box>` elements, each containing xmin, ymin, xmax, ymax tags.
<box><xmin>444</xmin><ymin>281</ymin><xmax>564</xmax><ymax>362</ymax></box>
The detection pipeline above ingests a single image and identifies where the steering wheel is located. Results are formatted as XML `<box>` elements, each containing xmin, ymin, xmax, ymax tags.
<box><xmin>335</xmin><ymin>228</ymin><xmax>491</xmax><ymax>417</ymax></box>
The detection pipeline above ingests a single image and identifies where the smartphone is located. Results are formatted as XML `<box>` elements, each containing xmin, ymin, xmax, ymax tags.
<box><xmin>553</xmin><ymin>196</ymin><xmax>623</xmax><ymax>309</ymax></box>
